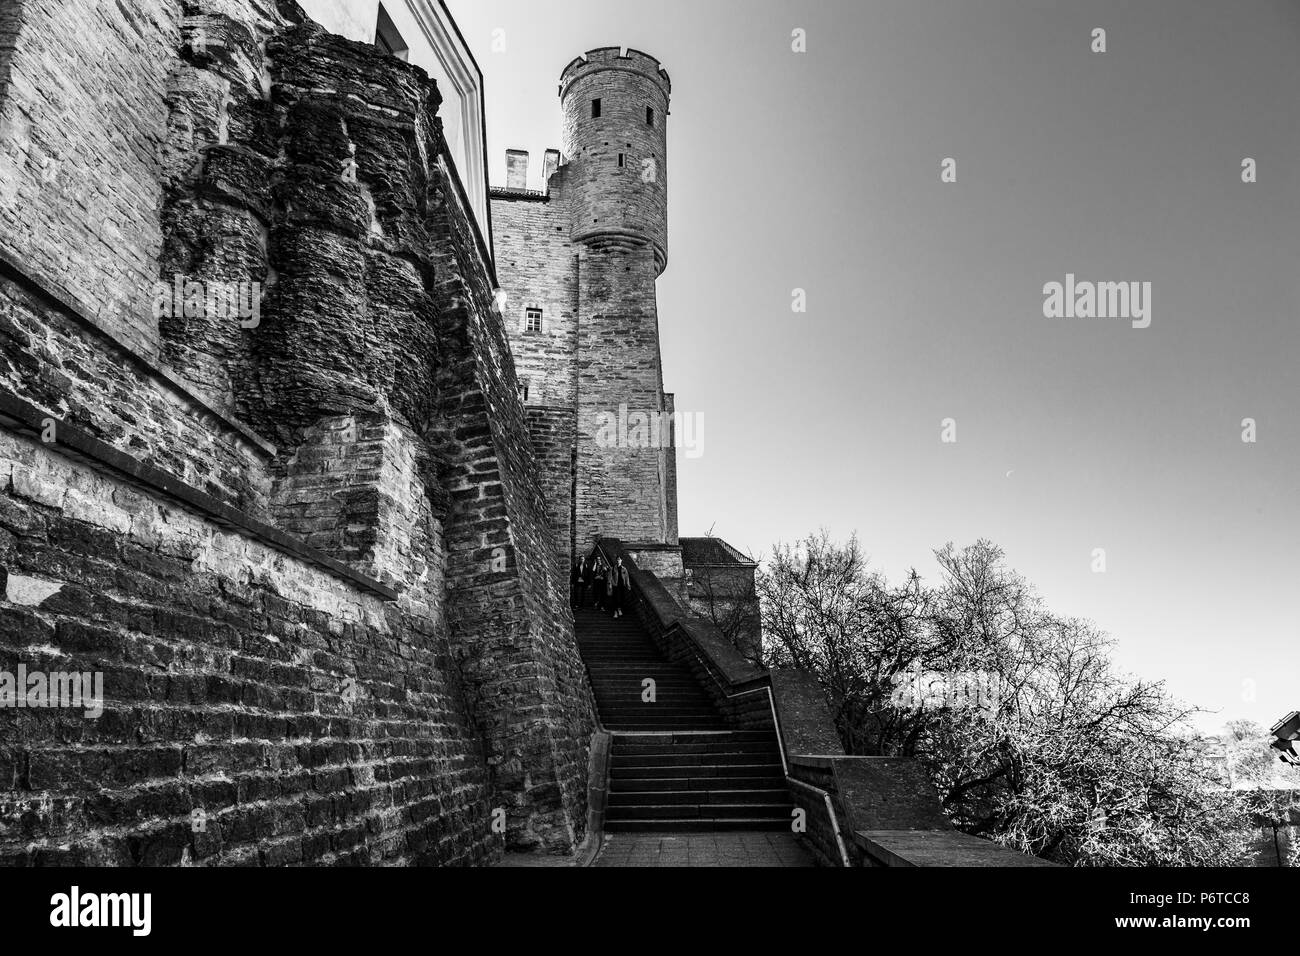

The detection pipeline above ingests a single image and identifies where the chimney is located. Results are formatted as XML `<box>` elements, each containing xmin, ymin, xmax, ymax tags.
<box><xmin>506</xmin><ymin>149</ymin><xmax>529</xmax><ymax>190</ymax></box>
<box><xmin>542</xmin><ymin>149</ymin><xmax>561</xmax><ymax>190</ymax></box>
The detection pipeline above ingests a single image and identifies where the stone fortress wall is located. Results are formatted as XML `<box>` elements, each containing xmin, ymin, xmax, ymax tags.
<box><xmin>0</xmin><ymin>0</ymin><xmax>595</xmax><ymax>864</ymax></box>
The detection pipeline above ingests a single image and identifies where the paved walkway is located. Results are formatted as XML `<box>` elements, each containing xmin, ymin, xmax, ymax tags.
<box><xmin>494</xmin><ymin>831</ymin><xmax>817</xmax><ymax>867</ymax></box>
<box><xmin>592</xmin><ymin>831</ymin><xmax>815</xmax><ymax>867</ymax></box>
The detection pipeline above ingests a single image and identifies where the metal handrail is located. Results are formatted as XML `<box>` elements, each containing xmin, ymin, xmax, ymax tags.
<box><xmin>589</xmin><ymin>538</ymin><xmax>853</xmax><ymax>866</ymax></box>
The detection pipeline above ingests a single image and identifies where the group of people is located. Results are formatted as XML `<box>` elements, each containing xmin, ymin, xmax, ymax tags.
<box><xmin>570</xmin><ymin>553</ymin><xmax>631</xmax><ymax>617</ymax></box>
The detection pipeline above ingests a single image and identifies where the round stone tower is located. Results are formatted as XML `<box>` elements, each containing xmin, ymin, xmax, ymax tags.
<box><xmin>560</xmin><ymin>48</ymin><xmax>671</xmax><ymax>275</ymax></box>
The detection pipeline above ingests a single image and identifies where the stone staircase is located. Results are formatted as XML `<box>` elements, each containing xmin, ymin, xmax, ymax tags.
<box><xmin>575</xmin><ymin>608</ymin><xmax>792</xmax><ymax>832</ymax></box>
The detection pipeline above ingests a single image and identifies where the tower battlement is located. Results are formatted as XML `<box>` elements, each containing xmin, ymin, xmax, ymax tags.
<box><xmin>559</xmin><ymin>45</ymin><xmax>670</xmax><ymax>274</ymax></box>
<box><xmin>559</xmin><ymin>46</ymin><xmax>671</xmax><ymax>98</ymax></box>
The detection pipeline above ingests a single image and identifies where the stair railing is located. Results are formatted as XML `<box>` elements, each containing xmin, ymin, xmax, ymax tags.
<box><xmin>589</xmin><ymin>538</ymin><xmax>853</xmax><ymax>867</ymax></box>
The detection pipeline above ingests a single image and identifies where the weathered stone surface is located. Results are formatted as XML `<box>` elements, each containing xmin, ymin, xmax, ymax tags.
<box><xmin>1</xmin><ymin>0</ymin><xmax>597</xmax><ymax>862</ymax></box>
<box><xmin>427</xmin><ymin>150</ymin><xmax>596</xmax><ymax>852</ymax></box>
<box><xmin>0</xmin><ymin>429</ymin><xmax>494</xmax><ymax>866</ymax></box>
<box><xmin>0</xmin><ymin>0</ymin><xmax>178</xmax><ymax>358</ymax></box>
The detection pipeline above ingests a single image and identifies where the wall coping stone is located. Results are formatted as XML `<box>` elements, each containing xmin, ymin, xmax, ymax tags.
<box><xmin>854</xmin><ymin>830</ymin><xmax>1059</xmax><ymax>868</ymax></box>
<box><xmin>769</xmin><ymin>670</ymin><xmax>846</xmax><ymax>757</ymax></box>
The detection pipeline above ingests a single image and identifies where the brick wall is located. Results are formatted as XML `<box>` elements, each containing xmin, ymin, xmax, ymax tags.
<box><xmin>0</xmin><ymin>269</ymin><xmax>272</xmax><ymax>517</ymax></box>
<box><xmin>0</xmin><ymin>428</ymin><xmax>495</xmax><ymax>866</ymax></box>
<box><xmin>525</xmin><ymin>406</ymin><xmax>577</xmax><ymax>566</ymax></box>
<box><xmin>429</xmin><ymin>149</ymin><xmax>596</xmax><ymax>850</ymax></box>
<box><xmin>491</xmin><ymin>185</ymin><xmax>579</xmax><ymax>409</ymax></box>
<box><xmin>0</xmin><ymin>0</ymin><xmax>178</xmax><ymax>359</ymax></box>
<box><xmin>1</xmin><ymin>1</ymin><xmax>597</xmax><ymax>862</ymax></box>
<box><xmin>492</xmin><ymin>186</ymin><xmax>580</xmax><ymax>566</ymax></box>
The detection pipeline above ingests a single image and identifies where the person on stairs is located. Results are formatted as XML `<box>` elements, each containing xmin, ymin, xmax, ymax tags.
<box><xmin>570</xmin><ymin>557</ymin><xmax>585</xmax><ymax>610</ymax></box>
<box><xmin>611</xmin><ymin>557</ymin><xmax>631</xmax><ymax>619</ymax></box>
<box><xmin>591</xmin><ymin>555</ymin><xmax>609</xmax><ymax>611</ymax></box>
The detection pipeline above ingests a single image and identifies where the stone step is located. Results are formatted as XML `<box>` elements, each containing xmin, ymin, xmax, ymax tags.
<box><xmin>595</xmin><ymin>691</ymin><xmax>717</xmax><ymax>697</ymax></box>
<box><xmin>594</xmin><ymin>697</ymin><xmax>712</xmax><ymax>706</ymax></box>
<box><xmin>604</xmin><ymin>818</ymin><xmax>792</xmax><ymax>833</ymax></box>
<box><xmin>604</xmin><ymin>723</ymin><xmax>730</xmax><ymax>732</ymax></box>
<box><xmin>591</xmin><ymin>678</ymin><xmax>707</xmax><ymax>686</ymax></box>
<box><xmin>588</xmin><ymin>662</ymin><xmax>688</xmax><ymax>670</ymax></box>
<box><xmin>584</xmin><ymin>662</ymin><xmax>682</xmax><ymax>669</ymax></box>
<box><xmin>614</xmin><ymin>741</ymin><xmax>779</xmax><ymax>756</ymax></box>
<box><xmin>609</xmin><ymin>775</ymin><xmax>787</xmax><ymax>793</ymax></box>
<box><xmin>596</xmin><ymin>698</ymin><xmax>714</xmax><ymax>707</ymax></box>
<box><xmin>610</xmin><ymin>730</ymin><xmax>775</xmax><ymax>744</ymax></box>
<box><xmin>608</xmin><ymin>788</ymin><xmax>790</xmax><ymax>807</ymax></box>
<box><xmin>605</xmin><ymin>803</ymin><xmax>792</xmax><ymax>821</ymax></box>
<box><xmin>612</xmin><ymin>751</ymin><xmax>780</xmax><ymax>767</ymax></box>
<box><xmin>583</xmin><ymin>659</ymin><xmax>681</xmax><ymax>666</ymax></box>
<box><xmin>599</xmin><ymin>703</ymin><xmax>717</xmax><ymax>710</ymax></box>
<box><xmin>604</xmin><ymin>724</ymin><xmax>730</xmax><ymax>733</ymax></box>
<box><xmin>600</xmin><ymin>706</ymin><xmax>718</xmax><ymax>714</ymax></box>
<box><xmin>611</xmin><ymin>762</ymin><xmax>783</xmax><ymax>780</ymax></box>
<box><xmin>602</xmin><ymin>711</ymin><xmax>723</xmax><ymax>720</ymax></box>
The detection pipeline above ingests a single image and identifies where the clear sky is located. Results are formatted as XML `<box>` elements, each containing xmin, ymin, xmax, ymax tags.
<box><xmin>448</xmin><ymin>0</ymin><xmax>1300</xmax><ymax>734</ymax></box>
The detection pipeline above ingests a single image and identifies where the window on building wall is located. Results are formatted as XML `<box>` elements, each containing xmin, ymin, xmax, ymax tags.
<box><xmin>617</xmin><ymin>153</ymin><xmax>626</xmax><ymax>168</ymax></box>
<box><xmin>646</xmin><ymin>107</ymin><xmax>654</xmax><ymax>127</ymax></box>
<box><xmin>525</xmin><ymin>308</ymin><xmax>543</xmax><ymax>333</ymax></box>
<box><xmin>375</xmin><ymin>4</ymin><xmax>409</xmax><ymax>61</ymax></box>
<box><xmin>591</xmin><ymin>98</ymin><xmax>602</xmax><ymax>119</ymax></box>
<box><xmin>519</xmin><ymin>379</ymin><xmax>530</xmax><ymax>403</ymax></box>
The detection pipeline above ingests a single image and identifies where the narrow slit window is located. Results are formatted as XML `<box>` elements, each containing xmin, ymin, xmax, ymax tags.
<box><xmin>591</xmin><ymin>98</ymin><xmax>602</xmax><ymax>119</ymax></box>
<box><xmin>525</xmin><ymin>307</ymin><xmax>543</xmax><ymax>333</ymax></box>
<box><xmin>617</xmin><ymin>153</ymin><xmax>626</xmax><ymax>168</ymax></box>
<box><xmin>519</xmin><ymin>379</ymin><xmax>530</xmax><ymax>403</ymax></box>
<box><xmin>646</xmin><ymin>107</ymin><xmax>654</xmax><ymax>126</ymax></box>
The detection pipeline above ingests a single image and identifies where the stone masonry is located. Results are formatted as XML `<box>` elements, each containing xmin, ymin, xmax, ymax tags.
<box><xmin>492</xmin><ymin>49</ymin><xmax>679</xmax><ymax>566</ymax></box>
<box><xmin>0</xmin><ymin>0</ymin><xmax>596</xmax><ymax>862</ymax></box>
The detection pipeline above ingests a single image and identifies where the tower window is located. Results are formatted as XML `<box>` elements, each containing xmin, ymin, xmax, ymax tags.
<box><xmin>646</xmin><ymin>107</ymin><xmax>654</xmax><ymax>126</ymax></box>
<box><xmin>519</xmin><ymin>379</ymin><xmax>530</xmax><ymax>403</ymax></box>
<box><xmin>617</xmin><ymin>153</ymin><xmax>625</xmax><ymax>168</ymax></box>
<box><xmin>525</xmin><ymin>307</ymin><xmax>543</xmax><ymax>333</ymax></box>
<box><xmin>591</xmin><ymin>98</ymin><xmax>602</xmax><ymax>119</ymax></box>
<box><xmin>374</xmin><ymin>4</ymin><xmax>409</xmax><ymax>61</ymax></box>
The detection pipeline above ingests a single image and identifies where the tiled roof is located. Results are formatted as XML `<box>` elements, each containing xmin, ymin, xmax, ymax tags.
<box><xmin>490</xmin><ymin>186</ymin><xmax>548</xmax><ymax>201</ymax></box>
<box><xmin>680</xmin><ymin>537</ymin><xmax>754</xmax><ymax>567</ymax></box>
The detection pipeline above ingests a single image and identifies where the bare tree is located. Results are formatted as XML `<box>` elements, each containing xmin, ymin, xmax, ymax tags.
<box><xmin>692</xmin><ymin>563</ymin><xmax>761</xmax><ymax>662</ymax></box>
<box><xmin>757</xmin><ymin>531</ymin><xmax>942</xmax><ymax>755</ymax></box>
<box><xmin>757</xmin><ymin>532</ymin><xmax>1255</xmax><ymax>866</ymax></box>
